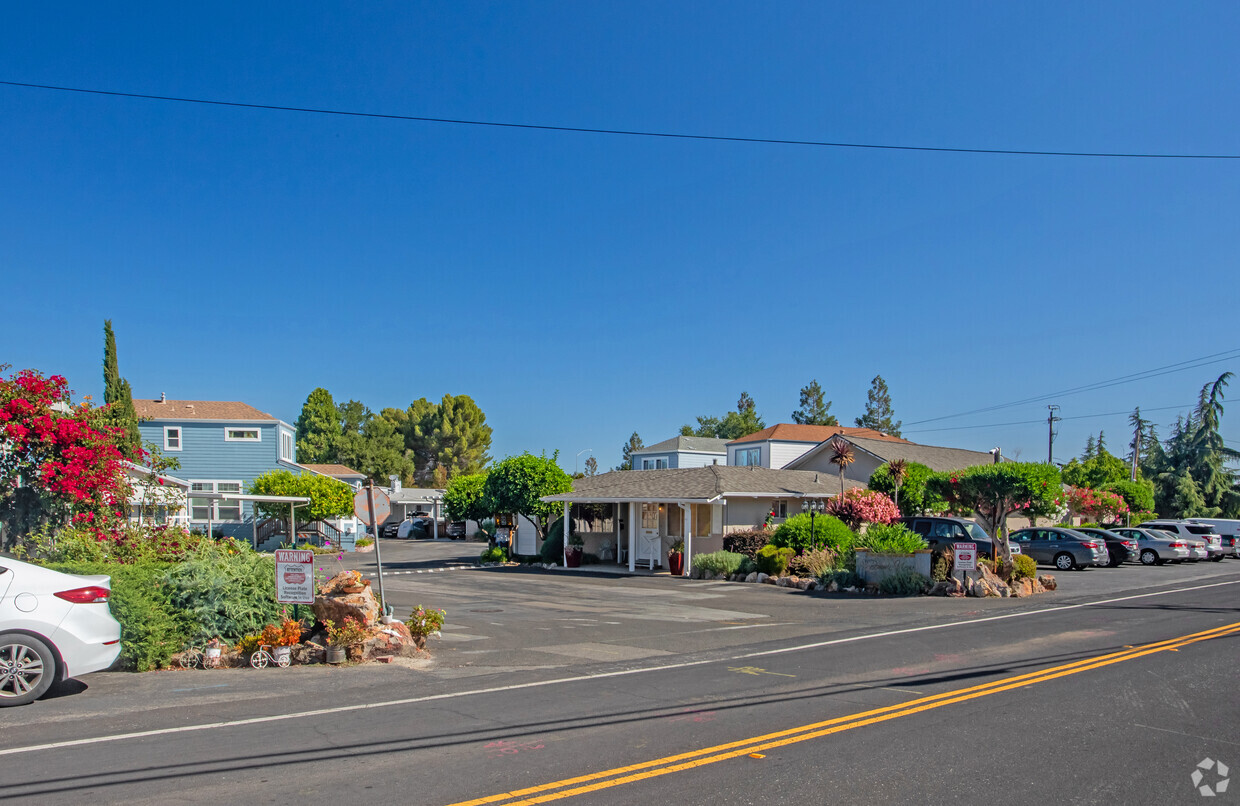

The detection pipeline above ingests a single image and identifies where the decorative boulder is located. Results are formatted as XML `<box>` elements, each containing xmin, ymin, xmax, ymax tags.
<box><xmin>744</xmin><ymin>572</ymin><xmax>758</xmax><ymax>583</ymax></box>
<box><xmin>363</xmin><ymin>621</ymin><xmax>422</xmax><ymax>660</ymax></box>
<box><xmin>314</xmin><ymin>571</ymin><xmax>382</xmax><ymax>627</ymax></box>
<box><xmin>1038</xmin><ymin>574</ymin><xmax>1057</xmax><ymax>591</ymax></box>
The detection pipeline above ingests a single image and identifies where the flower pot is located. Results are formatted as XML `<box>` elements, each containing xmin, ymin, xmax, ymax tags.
<box><xmin>667</xmin><ymin>551</ymin><xmax>684</xmax><ymax>576</ymax></box>
<box><xmin>326</xmin><ymin>646</ymin><xmax>346</xmax><ymax>664</ymax></box>
<box><xmin>565</xmin><ymin>547</ymin><xmax>583</xmax><ymax>568</ymax></box>
<box><xmin>341</xmin><ymin>584</ymin><xmax>365</xmax><ymax>594</ymax></box>
<box><xmin>205</xmin><ymin>647</ymin><xmax>222</xmax><ymax>663</ymax></box>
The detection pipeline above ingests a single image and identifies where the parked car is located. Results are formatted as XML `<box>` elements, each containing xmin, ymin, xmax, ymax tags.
<box><xmin>1008</xmin><ymin>527</ymin><xmax>1109</xmax><ymax>570</ymax></box>
<box><xmin>0</xmin><ymin>557</ymin><xmax>122</xmax><ymax>706</ymax></box>
<box><xmin>897</xmin><ymin>516</ymin><xmax>995</xmax><ymax>559</ymax></box>
<box><xmin>1185</xmin><ymin>518</ymin><xmax>1240</xmax><ymax>558</ymax></box>
<box><xmin>1110</xmin><ymin>527</ymin><xmax>1192</xmax><ymax>565</ymax></box>
<box><xmin>445</xmin><ymin>521</ymin><xmax>468</xmax><ymax>540</ymax></box>
<box><xmin>1138</xmin><ymin>521</ymin><xmax>1227</xmax><ymax>561</ymax></box>
<box><xmin>1072</xmin><ymin>527</ymin><xmax>1139</xmax><ymax>567</ymax></box>
<box><xmin>382</xmin><ymin>520</ymin><xmax>403</xmax><ymax>539</ymax></box>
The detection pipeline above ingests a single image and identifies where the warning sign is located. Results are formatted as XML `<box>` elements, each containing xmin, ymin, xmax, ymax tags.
<box><xmin>275</xmin><ymin>549</ymin><xmax>315</xmax><ymax>604</ymax></box>
<box><xmin>953</xmin><ymin>542</ymin><xmax>978</xmax><ymax>572</ymax></box>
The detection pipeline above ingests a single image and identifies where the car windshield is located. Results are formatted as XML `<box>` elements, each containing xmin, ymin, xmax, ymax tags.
<box><xmin>966</xmin><ymin>523</ymin><xmax>989</xmax><ymax>542</ymax></box>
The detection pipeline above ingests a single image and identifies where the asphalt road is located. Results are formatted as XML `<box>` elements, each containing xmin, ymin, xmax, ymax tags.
<box><xmin>2</xmin><ymin>541</ymin><xmax>1238</xmax><ymax>805</ymax></box>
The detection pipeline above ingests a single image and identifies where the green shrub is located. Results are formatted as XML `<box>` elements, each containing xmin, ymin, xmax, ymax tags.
<box><xmin>691</xmin><ymin>551</ymin><xmax>746</xmax><ymax>577</ymax></box>
<box><xmin>930</xmin><ymin>550</ymin><xmax>951</xmax><ymax>582</ymax></box>
<box><xmin>822</xmin><ymin>569</ymin><xmax>864</xmax><ymax>590</ymax></box>
<box><xmin>538</xmin><ymin>517</ymin><xmax>565</xmax><ymax>562</ymax></box>
<box><xmin>877</xmin><ymin>568</ymin><xmax>930</xmax><ymax>596</ymax></box>
<box><xmin>45</xmin><ymin>560</ymin><xmax>190</xmax><ymax>671</ymax></box>
<box><xmin>737</xmin><ymin>556</ymin><xmax>758</xmax><ymax>576</ymax></box>
<box><xmin>855</xmin><ymin>523</ymin><xmax>928</xmax><ymax>555</ymax></box>
<box><xmin>771</xmin><ymin>514</ymin><xmax>854</xmax><ymax>554</ymax></box>
<box><xmin>755</xmin><ymin>544</ymin><xmax>796</xmax><ymax>576</ymax></box>
<box><xmin>722</xmin><ymin>530</ymin><xmax>770</xmax><ymax>558</ymax></box>
<box><xmin>479</xmin><ymin>546</ymin><xmax>507</xmax><ymax>563</ymax></box>
<box><xmin>162</xmin><ymin>549</ymin><xmax>281</xmax><ymax>643</ymax></box>
<box><xmin>788</xmin><ymin>548</ymin><xmax>835</xmax><ymax>578</ymax></box>
<box><xmin>1012</xmin><ymin>553</ymin><xmax>1037</xmax><ymax>581</ymax></box>
<box><xmin>19</xmin><ymin>523</ymin><xmax>221</xmax><ymax>565</ymax></box>
<box><xmin>355</xmin><ymin>537</ymin><xmax>374</xmax><ymax>548</ymax></box>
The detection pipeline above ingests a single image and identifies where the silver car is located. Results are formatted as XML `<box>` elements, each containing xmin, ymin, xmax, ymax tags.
<box><xmin>1138</xmin><ymin>521</ymin><xmax>1227</xmax><ymax>561</ymax></box>
<box><xmin>1111</xmin><ymin>527</ymin><xmax>1192</xmax><ymax>566</ymax></box>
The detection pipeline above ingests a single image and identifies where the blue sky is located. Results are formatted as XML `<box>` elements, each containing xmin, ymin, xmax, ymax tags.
<box><xmin>3</xmin><ymin>2</ymin><xmax>1238</xmax><ymax>469</ymax></box>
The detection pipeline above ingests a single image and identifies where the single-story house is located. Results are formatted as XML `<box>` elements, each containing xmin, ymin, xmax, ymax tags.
<box><xmin>726</xmin><ymin>423</ymin><xmax>909</xmax><ymax>469</ymax></box>
<box><xmin>784</xmin><ymin>434</ymin><xmax>1002</xmax><ymax>483</ymax></box>
<box><xmin>628</xmin><ymin>436</ymin><xmax>729</xmax><ymax>469</ymax></box>
<box><xmin>542</xmin><ymin>465</ymin><xmax>861</xmax><ymax>573</ymax></box>
<box><xmin>124</xmin><ymin>462</ymin><xmax>190</xmax><ymax>526</ymax></box>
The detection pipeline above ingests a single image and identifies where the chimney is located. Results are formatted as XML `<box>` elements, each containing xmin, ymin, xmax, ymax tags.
<box><xmin>389</xmin><ymin>474</ymin><xmax>401</xmax><ymax>494</ymax></box>
<box><xmin>159</xmin><ymin>392</ymin><xmax>166</xmax><ymax>403</ymax></box>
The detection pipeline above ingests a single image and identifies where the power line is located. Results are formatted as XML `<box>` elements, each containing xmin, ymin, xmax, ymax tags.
<box><xmin>903</xmin><ymin>349</ymin><xmax>1240</xmax><ymax>427</ymax></box>
<box><xmin>5</xmin><ymin>79</ymin><xmax>1240</xmax><ymax>160</ymax></box>
<box><xmin>905</xmin><ymin>404</ymin><xmax>1192</xmax><ymax>435</ymax></box>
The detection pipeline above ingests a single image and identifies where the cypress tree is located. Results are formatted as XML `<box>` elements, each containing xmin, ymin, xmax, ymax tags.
<box><xmin>102</xmin><ymin>320</ymin><xmax>141</xmax><ymax>459</ymax></box>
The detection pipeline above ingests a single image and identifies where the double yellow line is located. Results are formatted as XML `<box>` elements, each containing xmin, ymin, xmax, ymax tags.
<box><xmin>446</xmin><ymin>621</ymin><xmax>1240</xmax><ymax>806</ymax></box>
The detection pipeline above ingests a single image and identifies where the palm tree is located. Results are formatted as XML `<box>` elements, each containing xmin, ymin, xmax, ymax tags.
<box><xmin>828</xmin><ymin>438</ymin><xmax>855</xmax><ymax>498</ymax></box>
<box><xmin>888</xmin><ymin>459</ymin><xmax>908</xmax><ymax>512</ymax></box>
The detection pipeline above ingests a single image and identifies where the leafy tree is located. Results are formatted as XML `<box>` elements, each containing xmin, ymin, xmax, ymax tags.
<box><xmin>925</xmin><ymin>462</ymin><xmax>1064</xmax><ymax>560</ymax></box>
<box><xmin>442</xmin><ymin>472</ymin><xmax>490</xmax><ymax>523</ymax></box>
<box><xmin>1146</xmin><ymin>373</ymin><xmax>1238</xmax><ymax>517</ymax></box>
<box><xmin>583</xmin><ymin>456</ymin><xmax>598</xmax><ymax>476</ymax></box>
<box><xmin>295</xmin><ymin>387</ymin><xmax>340</xmax><ymax>464</ymax></box>
<box><xmin>1061</xmin><ymin>447</ymin><xmax>1129</xmax><ymax>490</ymax></box>
<box><xmin>617</xmin><ymin>432</ymin><xmax>644</xmax><ymax>471</ymax></box>
<box><xmin>869</xmin><ymin>461</ymin><xmax>944</xmax><ymax>515</ymax></box>
<box><xmin>249</xmin><ymin>470</ymin><xmax>353</xmax><ymax>523</ymax></box>
<box><xmin>681</xmin><ymin>392</ymin><xmax>766</xmax><ymax>440</ymax></box>
<box><xmin>336</xmin><ymin>403</ymin><xmax>414</xmax><ymax>485</ymax></box>
<box><xmin>101</xmin><ymin>320</ymin><xmax>141</xmax><ymax>459</ymax></box>
<box><xmin>792</xmin><ymin>380</ymin><xmax>838</xmax><ymax>426</ymax></box>
<box><xmin>1100</xmin><ymin>478</ymin><xmax>1155</xmax><ymax>515</ymax></box>
<box><xmin>482</xmin><ymin>453</ymin><xmax>573</xmax><ymax>540</ymax></box>
<box><xmin>855</xmin><ymin>375</ymin><xmax>902</xmax><ymax>437</ymax></box>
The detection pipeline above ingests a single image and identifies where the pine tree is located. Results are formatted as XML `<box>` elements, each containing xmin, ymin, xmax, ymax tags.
<box><xmin>101</xmin><ymin>320</ymin><xmax>141</xmax><ymax>459</ymax></box>
<box><xmin>792</xmin><ymin>380</ymin><xmax>838</xmax><ymax>426</ymax></box>
<box><xmin>430</xmin><ymin>394</ymin><xmax>493</xmax><ymax>479</ymax></box>
<box><xmin>1083</xmin><ymin>434</ymin><xmax>1096</xmax><ymax>460</ymax></box>
<box><xmin>618</xmin><ymin>432</ymin><xmax>644</xmax><ymax>471</ymax></box>
<box><xmin>295</xmin><ymin>388</ymin><xmax>341</xmax><ymax>464</ymax></box>
<box><xmin>855</xmin><ymin>375</ymin><xmax>902</xmax><ymax>437</ymax></box>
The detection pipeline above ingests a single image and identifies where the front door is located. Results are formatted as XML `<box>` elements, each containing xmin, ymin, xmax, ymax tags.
<box><xmin>638</xmin><ymin>503</ymin><xmax>661</xmax><ymax>566</ymax></box>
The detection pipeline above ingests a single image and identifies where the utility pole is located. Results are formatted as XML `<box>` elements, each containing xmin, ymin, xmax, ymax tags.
<box><xmin>1130</xmin><ymin>412</ymin><xmax>1141</xmax><ymax>482</ymax></box>
<box><xmin>1047</xmin><ymin>405</ymin><xmax>1061</xmax><ymax>465</ymax></box>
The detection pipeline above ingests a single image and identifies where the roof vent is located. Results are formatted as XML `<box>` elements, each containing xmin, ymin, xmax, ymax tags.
<box><xmin>389</xmin><ymin>474</ymin><xmax>401</xmax><ymax>494</ymax></box>
<box><xmin>159</xmin><ymin>392</ymin><xmax>166</xmax><ymax>403</ymax></box>
<box><xmin>815</xmin><ymin>473</ymin><xmax>819</xmax><ymax>483</ymax></box>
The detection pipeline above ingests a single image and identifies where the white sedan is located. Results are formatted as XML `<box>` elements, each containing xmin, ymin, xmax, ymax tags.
<box><xmin>0</xmin><ymin>557</ymin><xmax>122</xmax><ymax>706</ymax></box>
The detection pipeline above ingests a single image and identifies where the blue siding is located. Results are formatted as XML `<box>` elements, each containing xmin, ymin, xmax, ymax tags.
<box><xmin>138</xmin><ymin>419</ymin><xmax>298</xmax><ymax>537</ymax></box>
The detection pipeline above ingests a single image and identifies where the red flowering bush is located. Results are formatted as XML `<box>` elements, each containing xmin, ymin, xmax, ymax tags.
<box><xmin>1</xmin><ymin>367</ymin><xmax>134</xmax><ymax>539</ymax></box>
<box><xmin>1064</xmin><ymin>486</ymin><xmax>1128</xmax><ymax>525</ymax></box>
<box><xmin>825</xmin><ymin>488</ymin><xmax>900</xmax><ymax>529</ymax></box>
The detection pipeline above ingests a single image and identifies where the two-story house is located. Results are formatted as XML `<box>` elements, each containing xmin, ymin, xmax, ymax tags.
<box><xmin>628</xmin><ymin>436</ymin><xmax>729</xmax><ymax>470</ymax></box>
<box><xmin>135</xmin><ymin>396</ymin><xmax>301</xmax><ymax>538</ymax></box>
<box><xmin>725</xmin><ymin>424</ymin><xmax>909</xmax><ymax>469</ymax></box>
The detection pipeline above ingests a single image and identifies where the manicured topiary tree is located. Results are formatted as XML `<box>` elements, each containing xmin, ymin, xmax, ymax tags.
<box><xmin>249</xmin><ymin>470</ymin><xmax>354</xmax><ymax>523</ymax></box>
<box><xmin>482</xmin><ymin>453</ymin><xmax>572</xmax><ymax>541</ymax></box>
<box><xmin>925</xmin><ymin>462</ymin><xmax>1063</xmax><ymax>561</ymax></box>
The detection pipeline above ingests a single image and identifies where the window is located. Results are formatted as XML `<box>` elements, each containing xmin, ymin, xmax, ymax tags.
<box><xmin>190</xmin><ymin>481</ymin><xmax>244</xmax><ymax>522</ymax></box>
<box><xmin>772</xmin><ymin>500</ymin><xmax>787</xmax><ymax>519</ymax></box>
<box><xmin>735</xmin><ymin>447</ymin><xmax>761</xmax><ymax>466</ymax></box>
<box><xmin>280</xmin><ymin>431</ymin><xmax>294</xmax><ymax>462</ymax></box>
<box><xmin>641</xmin><ymin>457</ymin><xmax>668</xmax><ymax>470</ymax></box>
<box><xmin>641</xmin><ymin>503</ymin><xmax>659</xmax><ymax>529</ymax></box>
<box><xmin>164</xmin><ymin>426</ymin><xmax>182</xmax><ymax>451</ymax></box>
<box><xmin>225</xmin><ymin>428</ymin><xmax>261</xmax><ymax>442</ymax></box>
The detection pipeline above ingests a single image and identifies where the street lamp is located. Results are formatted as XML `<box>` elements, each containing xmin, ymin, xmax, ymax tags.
<box><xmin>575</xmin><ymin>448</ymin><xmax>593</xmax><ymax>475</ymax></box>
<box><xmin>802</xmin><ymin>498</ymin><xmax>825</xmax><ymax>549</ymax></box>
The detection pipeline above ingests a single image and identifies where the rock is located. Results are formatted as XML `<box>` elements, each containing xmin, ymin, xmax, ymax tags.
<box><xmin>825</xmin><ymin>579</ymin><xmax>839</xmax><ymax>592</ymax></box>
<box><xmin>978</xmin><ymin>564</ymin><xmax>1012</xmax><ymax>598</ymax></box>
<box><xmin>363</xmin><ymin>620</ymin><xmax>422</xmax><ymax>661</ymax></box>
<box><xmin>744</xmin><ymin>572</ymin><xmax>758</xmax><ymax>583</ymax></box>
<box><xmin>927</xmin><ymin>580</ymin><xmax>953</xmax><ymax>596</ymax></box>
<box><xmin>1038</xmin><ymin>574</ymin><xmax>1057</xmax><ymax>591</ymax></box>
<box><xmin>314</xmin><ymin>587</ymin><xmax>382</xmax><ymax>628</ymax></box>
<box><xmin>757</xmin><ymin>573</ymin><xmax>773</xmax><ymax>584</ymax></box>
<box><xmin>776</xmin><ymin>576</ymin><xmax>790</xmax><ymax>587</ymax></box>
<box><xmin>732</xmin><ymin>573</ymin><xmax>746</xmax><ymax>582</ymax></box>
<box><xmin>293</xmin><ymin>641</ymin><xmax>326</xmax><ymax>665</ymax></box>
<box><xmin>804</xmin><ymin>580</ymin><xmax>818</xmax><ymax>591</ymax></box>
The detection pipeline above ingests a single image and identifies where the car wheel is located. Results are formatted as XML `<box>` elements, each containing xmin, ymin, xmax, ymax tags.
<box><xmin>1140</xmin><ymin>549</ymin><xmax>1159</xmax><ymax>566</ymax></box>
<box><xmin>0</xmin><ymin>634</ymin><xmax>57</xmax><ymax>707</ymax></box>
<box><xmin>1212</xmin><ymin>556</ymin><xmax>1224</xmax><ymax>562</ymax></box>
<box><xmin>1054</xmin><ymin>552</ymin><xmax>1077</xmax><ymax>571</ymax></box>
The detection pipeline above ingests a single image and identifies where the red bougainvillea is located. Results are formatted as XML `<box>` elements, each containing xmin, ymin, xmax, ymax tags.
<box><xmin>0</xmin><ymin>368</ymin><xmax>133</xmax><ymax>533</ymax></box>
<box><xmin>825</xmin><ymin>488</ymin><xmax>900</xmax><ymax>529</ymax></box>
<box><xmin>1064</xmin><ymin>486</ymin><xmax>1128</xmax><ymax>525</ymax></box>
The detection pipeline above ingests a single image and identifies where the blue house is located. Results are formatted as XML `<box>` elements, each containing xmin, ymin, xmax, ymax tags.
<box><xmin>135</xmin><ymin>395</ymin><xmax>301</xmax><ymax>538</ymax></box>
<box><xmin>628</xmin><ymin>436</ymin><xmax>729</xmax><ymax>470</ymax></box>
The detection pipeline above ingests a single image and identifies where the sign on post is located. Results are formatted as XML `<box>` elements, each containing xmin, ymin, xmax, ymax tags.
<box><xmin>275</xmin><ymin>549</ymin><xmax>315</xmax><ymax>604</ymax></box>
<box><xmin>953</xmin><ymin>542</ymin><xmax>978</xmax><ymax>572</ymax></box>
<box><xmin>353</xmin><ymin>486</ymin><xmax>391</xmax><ymax>528</ymax></box>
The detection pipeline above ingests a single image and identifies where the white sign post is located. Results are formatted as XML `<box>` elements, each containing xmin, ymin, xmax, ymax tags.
<box><xmin>275</xmin><ymin>549</ymin><xmax>315</xmax><ymax>605</ymax></box>
<box><xmin>353</xmin><ymin>483</ymin><xmax>391</xmax><ymax>618</ymax></box>
<box><xmin>953</xmin><ymin>542</ymin><xmax>978</xmax><ymax>590</ymax></box>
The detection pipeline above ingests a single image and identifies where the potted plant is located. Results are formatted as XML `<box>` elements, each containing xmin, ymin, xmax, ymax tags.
<box><xmin>323</xmin><ymin>616</ymin><xmax>368</xmax><ymax>663</ymax></box>
<box><xmin>565</xmin><ymin>534</ymin><xmax>584</xmax><ymax>568</ymax></box>
<box><xmin>404</xmin><ymin>605</ymin><xmax>446</xmax><ymax>651</ymax></box>
<box><xmin>204</xmin><ymin>636</ymin><xmax>223</xmax><ymax>666</ymax></box>
<box><xmin>260</xmin><ymin>618</ymin><xmax>302</xmax><ymax>666</ymax></box>
<box><xmin>668</xmin><ymin>538</ymin><xmax>685</xmax><ymax>576</ymax></box>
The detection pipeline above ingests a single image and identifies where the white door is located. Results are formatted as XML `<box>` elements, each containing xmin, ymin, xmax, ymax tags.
<box><xmin>637</xmin><ymin>503</ymin><xmax>661</xmax><ymax>567</ymax></box>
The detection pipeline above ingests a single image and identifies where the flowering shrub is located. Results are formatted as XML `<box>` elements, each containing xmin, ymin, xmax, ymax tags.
<box><xmin>0</xmin><ymin>368</ymin><xmax>133</xmax><ymax>538</ymax></box>
<box><xmin>404</xmin><ymin>605</ymin><xmax>446</xmax><ymax>638</ymax></box>
<box><xmin>260</xmin><ymin>618</ymin><xmax>303</xmax><ymax>648</ymax></box>
<box><xmin>925</xmin><ymin>463</ymin><xmax>1064</xmax><ymax>545</ymax></box>
<box><xmin>324</xmin><ymin>616</ymin><xmax>368</xmax><ymax>648</ymax></box>
<box><xmin>825</xmin><ymin>488</ymin><xmax>900</xmax><ymax>529</ymax></box>
<box><xmin>1064</xmin><ymin>486</ymin><xmax>1129</xmax><ymax>525</ymax></box>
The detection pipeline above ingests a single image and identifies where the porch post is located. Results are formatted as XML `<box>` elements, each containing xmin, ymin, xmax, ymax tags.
<box><xmin>683</xmin><ymin>503</ymin><xmax>693</xmax><ymax>577</ymax></box>
<box><xmin>563</xmin><ymin>501</ymin><xmax>570</xmax><ymax>567</ymax></box>
<box><xmin>433</xmin><ymin>499</ymin><xmax>439</xmax><ymax>540</ymax></box>
<box><xmin>628</xmin><ymin>501</ymin><xmax>637</xmax><ymax>572</ymax></box>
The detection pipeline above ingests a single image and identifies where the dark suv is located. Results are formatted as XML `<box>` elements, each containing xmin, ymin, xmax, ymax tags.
<box><xmin>897</xmin><ymin>516</ymin><xmax>995</xmax><ymax>559</ymax></box>
<box><xmin>1072</xmin><ymin>527</ymin><xmax>1139</xmax><ymax>567</ymax></box>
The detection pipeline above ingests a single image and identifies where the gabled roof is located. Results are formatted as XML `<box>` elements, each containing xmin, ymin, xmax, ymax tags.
<box><xmin>542</xmin><ymin>465</ymin><xmax>863</xmax><ymax>503</ymax></box>
<box><xmin>786</xmin><ymin>434</ymin><xmax>1001</xmax><ymax>473</ymax></box>
<box><xmin>301</xmin><ymin>463</ymin><xmax>366</xmax><ymax>479</ymax></box>
<box><xmin>633</xmin><ymin>435</ymin><xmax>731</xmax><ymax>454</ymax></box>
<box><xmin>134</xmin><ymin>399</ymin><xmax>276</xmax><ymax>422</ymax></box>
<box><xmin>728</xmin><ymin>423</ymin><xmax>910</xmax><ymax>445</ymax></box>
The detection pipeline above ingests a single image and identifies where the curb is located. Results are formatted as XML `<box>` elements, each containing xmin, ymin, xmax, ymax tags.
<box><xmin>361</xmin><ymin>565</ymin><xmax>475</xmax><ymax>578</ymax></box>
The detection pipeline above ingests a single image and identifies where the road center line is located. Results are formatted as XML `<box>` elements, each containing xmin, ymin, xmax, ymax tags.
<box><xmin>0</xmin><ymin>577</ymin><xmax>1235</xmax><ymax>758</ymax></box>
